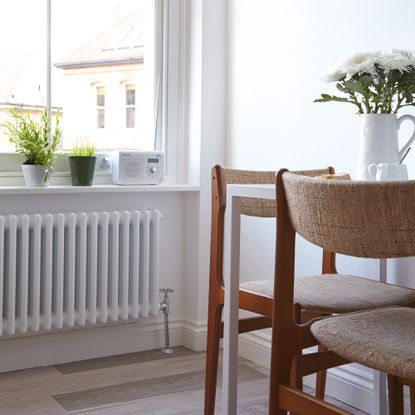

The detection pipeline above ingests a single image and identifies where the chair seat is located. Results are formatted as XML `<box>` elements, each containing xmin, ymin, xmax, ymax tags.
<box><xmin>239</xmin><ymin>274</ymin><xmax>415</xmax><ymax>313</ymax></box>
<box><xmin>311</xmin><ymin>307</ymin><xmax>415</xmax><ymax>379</ymax></box>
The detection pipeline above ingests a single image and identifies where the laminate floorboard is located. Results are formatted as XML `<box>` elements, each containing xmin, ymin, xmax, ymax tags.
<box><xmin>54</xmin><ymin>347</ymin><xmax>196</xmax><ymax>375</ymax></box>
<box><xmin>0</xmin><ymin>347</ymin><xmax>368</xmax><ymax>414</ymax></box>
<box><xmin>53</xmin><ymin>364</ymin><xmax>266</xmax><ymax>411</ymax></box>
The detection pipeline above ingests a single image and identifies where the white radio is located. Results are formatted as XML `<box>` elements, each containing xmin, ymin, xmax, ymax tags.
<box><xmin>111</xmin><ymin>150</ymin><xmax>164</xmax><ymax>185</ymax></box>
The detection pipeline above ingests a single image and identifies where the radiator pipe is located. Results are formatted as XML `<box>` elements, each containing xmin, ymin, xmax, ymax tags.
<box><xmin>160</xmin><ymin>288</ymin><xmax>174</xmax><ymax>354</ymax></box>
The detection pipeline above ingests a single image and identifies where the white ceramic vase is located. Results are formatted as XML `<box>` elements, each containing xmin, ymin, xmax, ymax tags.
<box><xmin>356</xmin><ymin>114</ymin><xmax>415</xmax><ymax>180</ymax></box>
<box><xmin>21</xmin><ymin>165</ymin><xmax>51</xmax><ymax>187</ymax></box>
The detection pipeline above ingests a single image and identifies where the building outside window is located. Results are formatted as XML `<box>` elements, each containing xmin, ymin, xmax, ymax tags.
<box><xmin>125</xmin><ymin>84</ymin><xmax>135</xmax><ymax>128</ymax></box>
<box><xmin>0</xmin><ymin>0</ymin><xmax>163</xmax><ymax>153</ymax></box>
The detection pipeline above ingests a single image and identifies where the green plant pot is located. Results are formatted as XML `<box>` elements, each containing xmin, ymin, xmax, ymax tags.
<box><xmin>69</xmin><ymin>156</ymin><xmax>96</xmax><ymax>186</ymax></box>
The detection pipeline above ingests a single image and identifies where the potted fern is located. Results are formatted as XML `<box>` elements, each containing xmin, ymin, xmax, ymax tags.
<box><xmin>2</xmin><ymin>106</ymin><xmax>62</xmax><ymax>186</ymax></box>
<box><xmin>69</xmin><ymin>142</ymin><xmax>96</xmax><ymax>186</ymax></box>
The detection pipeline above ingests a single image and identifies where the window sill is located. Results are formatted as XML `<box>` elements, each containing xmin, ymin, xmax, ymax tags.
<box><xmin>0</xmin><ymin>183</ymin><xmax>199</xmax><ymax>195</ymax></box>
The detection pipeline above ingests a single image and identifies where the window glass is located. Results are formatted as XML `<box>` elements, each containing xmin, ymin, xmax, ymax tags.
<box><xmin>0</xmin><ymin>0</ymin><xmax>47</xmax><ymax>152</ymax></box>
<box><xmin>0</xmin><ymin>0</ymin><xmax>162</xmax><ymax>155</ymax></box>
<box><xmin>96</xmin><ymin>86</ymin><xmax>105</xmax><ymax>128</ymax></box>
<box><xmin>126</xmin><ymin>85</ymin><xmax>136</xmax><ymax>106</ymax></box>
<box><xmin>126</xmin><ymin>84</ymin><xmax>136</xmax><ymax>128</ymax></box>
<box><xmin>51</xmin><ymin>0</ymin><xmax>158</xmax><ymax>150</ymax></box>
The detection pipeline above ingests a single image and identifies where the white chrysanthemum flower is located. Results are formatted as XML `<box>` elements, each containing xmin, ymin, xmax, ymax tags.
<box><xmin>323</xmin><ymin>52</ymin><xmax>382</xmax><ymax>81</ymax></box>
<box><xmin>322</xmin><ymin>67</ymin><xmax>347</xmax><ymax>83</ymax></box>
<box><xmin>317</xmin><ymin>49</ymin><xmax>415</xmax><ymax>113</ymax></box>
<box><xmin>378</xmin><ymin>49</ymin><xmax>414</xmax><ymax>72</ymax></box>
<box><xmin>340</xmin><ymin>51</ymin><xmax>381</xmax><ymax>77</ymax></box>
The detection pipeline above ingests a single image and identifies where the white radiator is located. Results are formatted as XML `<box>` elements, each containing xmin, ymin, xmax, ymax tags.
<box><xmin>0</xmin><ymin>209</ymin><xmax>162</xmax><ymax>336</ymax></box>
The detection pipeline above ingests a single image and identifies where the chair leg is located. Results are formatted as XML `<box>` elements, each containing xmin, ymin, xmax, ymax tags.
<box><xmin>388</xmin><ymin>374</ymin><xmax>404</xmax><ymax>415</ymax></box>
<box><xmin>291</xmin><ymin>354</ymin><xmax>303</xmax><ymax>391</ymax></box>
<box><xmin>269</xmin><ymin>345</ymin><xmax>293</xmax><ymax>415</ymax></box>
<box><xmin>410</xmin><ymin>386</ymin><xmax>415</xmax><ymax>415</ymax></box>
<box><xmin>315</xmin><ymin>344</ymin><xmax>327</xmax><ymax>399</ymax></box>
<box><xmin>204</xmin><ymin>301</ymin><xmax>224</xmax><ymax>415</ymax></box>
<box><xmin>291</xmin><ymin>305</ymin><xmax>303</xmax><ymax>392</ymax></box>
<box><xmin>289</xmin><ymin>354</ymin><xmax>303</xmax><ymax>415</ymax></box>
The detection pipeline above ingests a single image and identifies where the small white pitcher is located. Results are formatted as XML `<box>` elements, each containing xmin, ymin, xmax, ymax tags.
<box><xmin>368</xmin><ymin>163</ymin><xmax>408</xmax><ymax>181</ymax></box>
<box><xmin>357</xmin><ymin>114</ymin><xmax>415</xmax><ymax>180</ymax></box>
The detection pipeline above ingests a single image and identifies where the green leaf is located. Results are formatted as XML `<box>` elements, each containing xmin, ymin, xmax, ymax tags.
<box><xmin>314</xmin><ymin>94</ymin><xmax>349</xmax><ymax>103</ymax></box>
<box><xmin>336</xmin><ymin>83</ymin><xmax>346</xmax><ymax>92</ymax></box>
<box><xmin>330</xmin><ymin>95</ymin><xmax>350</xmax><ymax>102</ymax></box>
<box><xmin>343</xmin><ymin>80</ymin><xmax>364</xmax><ymax>93</ymax></box>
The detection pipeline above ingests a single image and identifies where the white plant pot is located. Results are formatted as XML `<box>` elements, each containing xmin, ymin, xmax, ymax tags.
<box><xmin>21</xmin><ymin>165</ymin><xmax>51</xmax><ymax>187</ymax></box>
<box><xmin>357</xmin><ymin>114</ymin><xmax>415</xmax><ymax>180</ymax></box>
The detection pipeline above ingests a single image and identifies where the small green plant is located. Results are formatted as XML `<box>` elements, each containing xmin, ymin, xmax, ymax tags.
<box><xmin>2</xmin><ymin>106</ymin><xmax>62</xmax><ymax>170</ymax></box>
<box><xmin>71</xmin><ymin>142</ymin><xmax>95</xmax><ymax>157</ymax></box>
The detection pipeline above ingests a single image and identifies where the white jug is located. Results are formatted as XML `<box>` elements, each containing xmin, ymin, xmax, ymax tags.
<box><xmin>357</xmin><ymin>114</ymin><xmax>415</xmax><ymax>180</ymax></box>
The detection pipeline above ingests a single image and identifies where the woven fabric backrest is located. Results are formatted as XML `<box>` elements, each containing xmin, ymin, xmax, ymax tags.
<box><xmin>221</xmin><ymin>167</ymin><xmax>331</xmax><ymax>217</ymax></box>
<box><xmin>282</xmin><ymin>172</ymin><xmax>415</xmax><ymax>258</ymax></box>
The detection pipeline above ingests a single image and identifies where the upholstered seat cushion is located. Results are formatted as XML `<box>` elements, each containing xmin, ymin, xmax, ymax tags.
<box><xmin>311</xmin><ymin>307</ymin><xmax>415</xmax><ymax>379</ymax></box>
<box><xmin>239</xmin><ymin>274</ymin><xmax>415</xmax><ymax>313</ymax></box>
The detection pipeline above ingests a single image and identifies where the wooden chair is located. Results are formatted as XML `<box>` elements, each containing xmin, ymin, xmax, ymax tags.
<box><xmin>204</xmin><ymin>165</ymin><xmax>335</xmax><ymax>414</ymax></box>
<box><xmin>269</xmin><ymin>170</ymin><xmax>415</xmax><ymax>415</ymax></box>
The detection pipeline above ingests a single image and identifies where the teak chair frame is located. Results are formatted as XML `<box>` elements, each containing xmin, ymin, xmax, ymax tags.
<box><xmin>269</xmin><ymin>170</ymin><xmax>415</xmax><ymax>415</ymax></box>
<box><xmin>204</xmin><ymin>165</ymin><xmax>337</xmax><ymax>415</ymax></box>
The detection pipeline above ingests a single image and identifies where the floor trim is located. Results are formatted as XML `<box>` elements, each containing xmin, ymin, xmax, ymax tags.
<box><xmin>0</xmin><ymin>317</ymin><xmax>186</xmax><ymax>373</ymax></box>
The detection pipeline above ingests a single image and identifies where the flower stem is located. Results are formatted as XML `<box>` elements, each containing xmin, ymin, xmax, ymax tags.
<box><xmin>349</xmin><ymin>92</ymin><xmax>364</xmax><ymax>113</ymax></box>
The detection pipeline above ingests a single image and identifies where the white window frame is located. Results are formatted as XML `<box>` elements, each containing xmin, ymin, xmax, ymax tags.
<box><xmin>161</xmin><ymin>0</ymin><xmax>189</xmax><ymax>184</ymax></box>
<box><xmin>0</xmin><ymin>0</ymin><xmax>188</xmax><ymax>185</ymax></box>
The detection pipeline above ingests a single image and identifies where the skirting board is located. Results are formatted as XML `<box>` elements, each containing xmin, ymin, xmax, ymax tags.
<box><xmin>238</xmin><ymin>331</ymin><xmax>411</xmax><ymax>414</ymax></box>
<box><xmin>0</xmin><ymin>317</ymin><xmax>188</xmax><ymax>373</ymax></box>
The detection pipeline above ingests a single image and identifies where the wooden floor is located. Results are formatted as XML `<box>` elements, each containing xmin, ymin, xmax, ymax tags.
<box><xmin>0</xmin><ymin>347</ymin><xmax>367</xmax><ymax>414</ymax></box>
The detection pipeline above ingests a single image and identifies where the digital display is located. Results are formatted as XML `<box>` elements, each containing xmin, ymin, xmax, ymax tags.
<box><xmin>148</xmin><ymin>158</ymin><xmax>159</xmax><ymax>163</ymax></box>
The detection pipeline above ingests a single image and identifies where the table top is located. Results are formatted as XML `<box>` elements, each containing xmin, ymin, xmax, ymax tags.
<box><xmin>226</xmin><ymin>183</ymin><xmax>275</xmax><ymax>199</ymax></box>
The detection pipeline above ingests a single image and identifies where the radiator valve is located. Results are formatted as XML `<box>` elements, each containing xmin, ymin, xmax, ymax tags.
<box><xmin>160</xmin><ymin>288</ymin><xmax>174</xmax><ymax>354</ymax></box>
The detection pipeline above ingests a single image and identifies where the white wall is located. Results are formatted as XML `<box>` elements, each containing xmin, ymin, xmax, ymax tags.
<box><xmin>227</xmin><ymin>0</ymin><xmax>415</xmax><ymax>175</ymax></box>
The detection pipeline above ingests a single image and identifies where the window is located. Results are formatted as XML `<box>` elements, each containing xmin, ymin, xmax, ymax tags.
<box><xmin>96</xmin><ymin>86</ymin><xmax>105</xmax><ymax>129</ymax></box>
<box><xmin>0</xmin><ymin>0</ymin><xmax>165</xmax><ymax>152</ymax></box>
<box><xmin>0</xmin><ymin>0</ymin><xmax>186</xmax><ymax>184</ymax></box>
<box><xmin>0</xmin><ymin>0</ymin><xmax>47</xmax><ymax>153</ymax></box>
<box><xmin>125</xmin><ymin>84</ymin><xmax>136</xmax><ymax>128</ymax></box>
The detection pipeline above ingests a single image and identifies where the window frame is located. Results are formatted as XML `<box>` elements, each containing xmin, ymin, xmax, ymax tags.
<box><xmin>0</xmin><ymin>0</ymin><xmax>189</xmax><ymax>185</ymax></box>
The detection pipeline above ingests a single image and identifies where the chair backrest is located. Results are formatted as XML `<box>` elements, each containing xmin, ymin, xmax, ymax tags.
<box><xmin>219</xmin><ymin>167</ymin><xmax>276</xmax><ymax>217</ymax></box>
<box><xmin>210</xmin><ymin>165</ymin><xmax>333</xmax><ymax>286</ymax></box>
<box><xmin>281</xmin><ymin>171</ymin><xmax>415</xmax><ymax>259</ymax></box>
<box><xmin>217</xmin><ymin>167</ymin><xmax>334</xmax><ymax>216</ymax></box>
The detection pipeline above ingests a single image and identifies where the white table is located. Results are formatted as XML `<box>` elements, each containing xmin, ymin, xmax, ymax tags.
<box><xmin>221</xmin><ymin>183</ymin><xmax>387</xmax><ymax>415</ymax></box>
<box><xmin>222</xmin><ymin>184</ymin><xmax>275</xmax><ymax>415</ymax></box>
